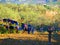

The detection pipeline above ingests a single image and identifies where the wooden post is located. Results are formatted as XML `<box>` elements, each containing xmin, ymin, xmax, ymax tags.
<box><xmin>48</xmin><ymin>31</ymin><xmax>52</xmax><ymax>45</ymax></box>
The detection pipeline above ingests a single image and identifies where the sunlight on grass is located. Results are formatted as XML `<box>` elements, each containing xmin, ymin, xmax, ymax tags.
<box><xmin>0</xmin><ymin>31</ymin><xmax>57</xmax><ymax>42</ymax></box>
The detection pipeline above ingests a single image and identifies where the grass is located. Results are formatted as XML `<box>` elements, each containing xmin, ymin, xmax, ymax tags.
<box><xmin>0</xmin><ymin>31</ymin><xmax>60</xmax><ymax>45</ymax></box>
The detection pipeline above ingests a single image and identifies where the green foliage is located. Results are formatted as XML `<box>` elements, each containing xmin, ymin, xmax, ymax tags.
<box><xmin>0</xmin><ymin>26</ymin><xmax>7</xmax><ymax>34</ymax></box>
<box><xmin>0</xmin><ymin>4</ymin><xmax>60</xmax><ymax>25</ymax></box>
<box><xmin>0</xmin><ymin>4</ymin><xmax>20</xmax><ymax>21</ymax></box>
<box><xmin>0</xmin><ymin>4</ymin><xmax>60</xmax><ymax>33</ymax></box>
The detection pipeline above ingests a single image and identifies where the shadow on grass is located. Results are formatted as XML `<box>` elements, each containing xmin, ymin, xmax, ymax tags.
<box><xmin>0</xmin><ymin>38</ymin><xmax>59</xmax><ymax>45</ymax></box>
<box><xmin>52</xmin><ymin>34</ymin><xmax>60</xmax><ymax>45</ymax></box>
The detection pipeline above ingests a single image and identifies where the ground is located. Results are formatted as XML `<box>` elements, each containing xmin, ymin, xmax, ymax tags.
<box><xmin>0</xmin><ymin>31</ymin><xmax>60</xmax><ymax>45</ymax></box>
